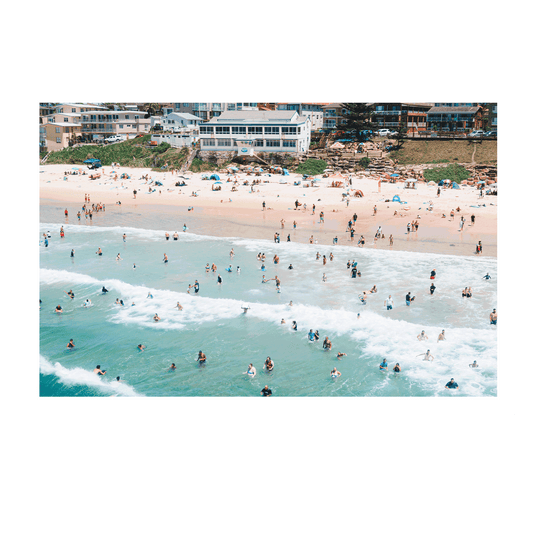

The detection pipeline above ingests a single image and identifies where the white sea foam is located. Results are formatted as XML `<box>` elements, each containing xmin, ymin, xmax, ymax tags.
<box><xmin>40</xmin><ymin>355</ymin><xmax>142</xmax><ymax>397</ymax></box>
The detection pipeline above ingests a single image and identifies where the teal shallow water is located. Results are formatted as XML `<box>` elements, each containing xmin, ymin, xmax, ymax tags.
<box><xmin>39</xmin><ymin>208</ymin><xmax>497</xmax><ymax>397</ymax></box>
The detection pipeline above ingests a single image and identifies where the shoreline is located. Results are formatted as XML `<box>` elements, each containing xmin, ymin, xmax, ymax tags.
<box><xmin>40</xmin><ymin>163</ymin><xmax>497</xmax><ymax>257</ymax></box>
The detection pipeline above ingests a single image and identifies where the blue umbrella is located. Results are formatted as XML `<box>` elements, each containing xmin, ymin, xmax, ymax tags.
<box><xmin>391</xmin><ymin>173</ymin><xmax>400</xmax><ymax>177</ymax></box>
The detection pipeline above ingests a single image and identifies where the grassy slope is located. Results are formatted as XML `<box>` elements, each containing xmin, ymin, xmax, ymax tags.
<box><xmin>44</xmin><ymin>136</ymin><xmax>189</xmax><ymax>171</ymax></box>
<box><xmin>393</xmin><ymin>139</ymin><xmax>497</xmax><ymax>165</ymax></box>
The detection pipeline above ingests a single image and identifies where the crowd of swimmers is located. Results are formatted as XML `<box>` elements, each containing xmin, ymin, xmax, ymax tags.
<box><xmin>44</xmin><ymin>205</ymin><xmax>497</xmax><ymax>395</ymax></box>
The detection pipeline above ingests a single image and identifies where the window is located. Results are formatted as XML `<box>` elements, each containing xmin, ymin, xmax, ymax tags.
<box><xmin>203</xmin><ymin>138</ymin><xmax>216</xmax><ymax>146</ymax></box>
<box><xmin>125</xmin><ymin>115</ymin><xmax>129</xmax><ymax>119</ymax></box>
<box><xmin>248</xmin><ymin>126</ymin><xmax>263</xmax><ymax>135</ymax></box>
<box><xmin>217</xmin><ymin>138</ymin><xmax>232</xmax><ymax>146</ymax></box>
<box><xmin>183</xmin><ymin>103</ymin><xmax>189</xmax><ymax>107</ymax></box>
<box><xmin>282</xmin><ymin>127</ymin><xmax>297</xmax><ymax>135</ymax></box>
<box><xmin>376</xmin><ymin>105</ymin><xmax>384</xmax><ymax>111</ymax></box>
<box><xmin>200</xmin><ymin>126</ymin><xmax>214</xmax><ymax>134</ymax></box>
<box><xmin>264</xmin><ymin>127</ymin><xmax>279</xmax><ymax>135</ymax></box>
<box><xmin>215</xmin><ymin>126</ymin><xmax>230</xmax><ymax>135</ymax></box>
<box><xmin>283</xmin><ymin>140</ymin><xmax>296</xmax><ymax>147</ymax></box>
<box><xmin>492</xmin><ymin>118</ymin><xmax>497</xmax><ymax>125</ymax></box>
<box><xmin>492</xmin><ymin>105</ymin><xmax>497</xmax><ymax>113</ymax></box>
<box><xmin>266</xmin><ymin>139</ymin><xmax>280</xmax><ymax>147</ymax></box>
<box><xmin>135</xmin><ymin>115</ymin><xmax>139</xmax><ymax>119</ymax></box>
<box><xmin>55</xmin><ymin>127</ymin><xmax>60</xmax><ymax>133</ymax></box>
<box><xmin>64</xmin><ymin>117</ymin><xmax>69</xmax><ymax>122</ymax></box>
<box><xmin>232</xmin><ymin>126</ymin><xmax>246</xmax><ymax>135</ymax></box>
<box><xmin>120</xmin><ymin>125</ymin><xmax>124</xmax><ymax>128</ymax></box>
<box><xmin>255</xmin><ymin>139</ymin><xmax>264</xmax><ymax>147</ymax></box>
<box><xmin>71</xmin><ymin>108</ymin><xmax>76</xmax><ymax>113</ymax></box>
<box><xmin>227</xmin><ymin>104</ymin><xmax>236</xmax><ymax>111</ymax></box>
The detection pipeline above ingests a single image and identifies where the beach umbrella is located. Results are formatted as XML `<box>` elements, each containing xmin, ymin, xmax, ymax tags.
<box><xmin>391</xmin><ymin>173</ymin><xmax>400</xmax><ymax>177</ymax></box>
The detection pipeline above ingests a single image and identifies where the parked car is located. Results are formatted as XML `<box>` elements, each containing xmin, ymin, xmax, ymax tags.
<box><xmin>376</xmin><ymin>129</ymin><xmax>393</xmax><ymax>137</ymax></box>
<box><xmin>483</xmin><ymin>130</ymin><xmax>497</xmax><ymax>138</ymax></box>
<box><xmin>468</xmin><ymin>130</ymin><xmax>484</xmax><ymax>137</ymax></box>
<box><xmin>105</xmin><ymin>135</ymin><xmax>124</xmax><ymax>144</ymax></box>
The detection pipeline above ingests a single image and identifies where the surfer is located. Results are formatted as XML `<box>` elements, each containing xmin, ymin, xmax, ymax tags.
<box><xmin>102</xmin><ymin>286</ymin><xmax>109</xmax><ymax>293</ymax></box>
<box><xmin>93</xmin><ymin>365</ymin><xmax>106</xmax><ymax>376</ymax></box>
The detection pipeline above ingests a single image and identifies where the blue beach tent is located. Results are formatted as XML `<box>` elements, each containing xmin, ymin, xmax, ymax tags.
<box><xmin>392</xmin><ymin>195</ymin><xmax>401</xmax><ymax>202</ymax></box>
<box><xmin>282</xmin><ymin>168</ymin><xmax>290</xmax><ymax>176</ymax></box>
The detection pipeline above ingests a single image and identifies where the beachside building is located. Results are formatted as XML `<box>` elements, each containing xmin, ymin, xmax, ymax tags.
<box><xmin>39</xmin><ymin>103</ymin><xmax>57</xmax><ymax>123</ymax></box>
<box><xmin>161</xmin><ymin>112</ymin><xmax>203</xmax><ymax>132</ymax></box>
<box><xmin>151</xmin><ymin>132</ymin><xmax>198</xmax><ymax>148</ymax></box>
<box><xmin>486</xmin><ymin>103</ymin><xmax>497</xmax><ymax>131</ymax></box>
<box><xmin>42</xmin><ymin>112</ymin><xmax>82</xmax><ymax>125</ymax></box>
<box><xmin>369</xmin><ymin>103</ymin><xmax>433</xmax><ymax>134</ymax></box>
<box><xmin>54</xmin><ymin>103</ymin><xmax>109</xmax><ymax>114</ymax></box>
<box><xmin>168</xmin><ymin>103</ymin><xmax>259</xmax><ymax>121</ymax></box>
<box><xmin>41</xmin><ymin>122</ymin><xmax>82</xmax><ymax>151</ymax></box>
<box><xmin>322</xmin><ymin>103</ymin><xmax>345</xmax><ymax>130</ymax></box>
<box><xmin>427</xmin><ymin>105</ymin><xmax>484</xmax><ymax>132</ymax></box>
<box><xmin>199</xmin><ymin>110</ymin><xmax>311</xmax><ymax>154</ymax></box>
<box><xmin>79</xmin><ymin>110</ymin><xmax>151</xmax><ymax>141</ymax></box>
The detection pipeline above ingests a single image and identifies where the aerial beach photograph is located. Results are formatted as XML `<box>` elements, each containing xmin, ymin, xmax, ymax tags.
<box><xmin>39</xmin><ymin>102</ymin><xmax>498</xmax><ymax>397</ymax></box>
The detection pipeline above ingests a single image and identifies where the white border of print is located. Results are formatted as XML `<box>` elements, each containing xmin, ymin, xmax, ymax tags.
<box><xmin>18</xmin><ymin>84</ymin><xmax>516</xmax><ymax>416</ymax></box>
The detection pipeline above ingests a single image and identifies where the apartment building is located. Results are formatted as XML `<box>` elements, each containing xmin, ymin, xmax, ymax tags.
<box><xmin>199</xmin><ymin>110</ymin><xmax>311</xmax><ymax>154</ymax></box>
<box><xmin>369</xmin><ymin>103</ymin><xmax>433</xmax><ymax>133</ymax></box>
<box><xmin>427</xmin><ymin>105</ymin><xmax>484</xmax><ymax>132</ymax></box>
<box><xmin>79</xmin><ymin>110</ymin><xmax>151</xmax><ymax>141</ymax></box>
<box><xmin>41</xmin><ymin>122</ymin><xmax>82</xmax><ymax>151</ymax></box>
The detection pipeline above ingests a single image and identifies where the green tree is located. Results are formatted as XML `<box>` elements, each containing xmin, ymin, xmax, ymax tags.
<box><xmin>392</xmin><ymin>124</ymin><xmax>407</xmax><ymax>151</ymax></box>
<box><xmin>339</xmin><ymin>103</ymin><xmax>375</xmax><ymax>141</ymax></box>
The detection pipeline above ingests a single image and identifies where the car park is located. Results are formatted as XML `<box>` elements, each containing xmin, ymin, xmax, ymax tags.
<box><xmin>468</xmin><ymin>130</ymin><xmax>484</xmax><ymax>137</ymax></box>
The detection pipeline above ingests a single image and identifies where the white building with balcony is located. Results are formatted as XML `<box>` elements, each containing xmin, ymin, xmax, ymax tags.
<box><xmin>79</xmin><ymin>110</ymin><xmax>150</xmax><ymax>140</ymax></box>
<box><xmin>199</xmin><ymin>110</ymin><xmax>311</xmax><ymax>154</ymax></box>
<box><xmin>161</xmin><ymin>112</ymin><xmax>203</xmax><ymax>132</ymax></box>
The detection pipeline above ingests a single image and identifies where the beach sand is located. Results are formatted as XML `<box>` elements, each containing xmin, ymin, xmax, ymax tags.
<box><xmin>40</xmin><ymin>164</ymin><xmax>496</xmax><ymax>257</ymax></box>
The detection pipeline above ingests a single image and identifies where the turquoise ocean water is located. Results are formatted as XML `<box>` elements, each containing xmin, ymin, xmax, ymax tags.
<box><xmin>39</xmin><ymin>203</ymin><xmax>497</xmax><ymax>397</ymax></box>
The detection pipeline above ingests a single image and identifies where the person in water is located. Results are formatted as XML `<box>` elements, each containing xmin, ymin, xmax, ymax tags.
<box><xmin>84</xmin><ymin>299</ymin><xmax>92</xmax><ymax>307</ymax></box>
<box><xmin>163</xmin><ymin>253</ymin><xmax>168</xmax><ymax>263</ymax></box>
<box><xmin>331</xmin><ymin>367</ymin><xmax>341</xmax><ymax>378</ymax></box>
<box><xmin>218</xmin><ymin>275</ymin><xmax>223</xmax><ymax>285</ymax></box>
<box><xmin>430</xmin><ymin>268</ymin><xmax>436</xmax><ymax>279</ymax></box>
<box><xmin>261</xmin><ymin>385</ymin><xmax>272</xmax><ymax>396</ymax></box>
<box><xmin>337</xmin><ymin>352</ymin><xmax>347</xmax><ymax>359</ymax></box>
<box><xmin>96</xmin><ymin>247</ymin><xmax>103</xmax><ymax>256</ymax></box>
<box><xmin>288</xmin><ymin>264</ymin><xmax>294</xmax><ymax>270</ymax></box>
<box><xmin>379</xmin><ymin>359</ymin><xmax>388</xmax><ymax>371</ymax></box>
<box><xmin>102</xmin><ymin>286</ymin><xmax>109</xmax><ymax>293</ymax></box>
<box><xmin>469</xmin><ymin>361</ymin><xmax>479</xmax><ymax>368</ymax></box>
<box><xmin>417</xmin><ymin>330</ymin><xmax>428</xmax><ymax>341</ymax></box>
<box><xmin>93</xmin><ymin>365</ymin><xmax>106</xmax><ymax>375</ymax></box>
<box><xmin>323</xmin><ymin>337</ymin><xmax>332</xmax><ymax>350</ymax></box>
<box><xmin>430</xmin><ymin>283</ymin><xmax>436</xmax><ymax>295</ymax></box>
<box><xmin>264</xmin><ymin>357</ymin><xmax>274</xmax><ymax>372</ymax></box>
<box><xmin>66</xmin><ymin>339</ymin><xmax>75</xmax><ymax>348</ymax></box>
<box><xmin>483</xmin><ymin>273</ymin><xmax>491</xmax><ymax>280</ymax></box>
<box><xmin>438</xmin><ymin>330</ymin><xmax>446</xmax><ymax>342</ymax></box>
<box><xmin>308</xmin><ymin>329</ymin><xmax>315</xmax><ymax>341</ymax></box>
<box><xmin>169</xmin><ymin>363</ymin><xmax>176</xmax><ymax>370</ymax></box>
<box><xmin>176</xmin><ymin>302</ymin><xmax>183</xmax><ymax>310</ymax></box>
<box><xmin>55</xmin><ymin>305</ymin><xmax>63</xmax><ymax>313</ymax></box>
<box><xmin>153</xmin><ymin>313</ymin><xmax>160</xmax><ymax>322</ymax></box>
<box><xmin>147</xmin><ymin>292</ymin><xmax>153</xmax><ymax>299</ymax></box>
<box><xmin>197</xmin><ymin>351</ymin><xmax>206</xmax><ymax>364</ymax></box>
<box><xmin>137</xmin><ymin>344</ymin><xmax>145</xmax><ymax>351</ymax></box>
<box><xmin>246</xmin><ymin>363</ymin><xmax>256</xmax><ymax>377</ymax></box>
<box><xmin>417</xmin><ymin>350</ymin><xmax>434</xmax><ymax>361</ymax></box>
<box><xmin>393</xmin><ymin>363</ymin><xmax>401</xmax><ymax>372</ymax></box>
<box><xmin>70</xmin><ymin>249</ymin><xmax>75</xmax><ymax>257</ymax></box>
<box><xmin>490</xmin><ymin>309</ymin><xmax>497</xmax><ymax>325</ymax></box>
<box><xmin>445</xmin><ymin>378</ymin><xmax>459</xmax><ymax>390</ymax></box>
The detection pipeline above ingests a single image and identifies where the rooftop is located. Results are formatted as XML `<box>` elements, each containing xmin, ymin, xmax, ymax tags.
<box><xmin>207</xmin><ymin>110</ymin><xmax>305</xmax><ymax>124</ymax></box>
<box><xmin>428</xmin><ymin>106</ymin><xmax>481</xmax><ymax>114</ymax></box>
<box><xmin>166</xmin><ymin>112</ymin><xmax>202</xmax><ymax>121</ymax></box>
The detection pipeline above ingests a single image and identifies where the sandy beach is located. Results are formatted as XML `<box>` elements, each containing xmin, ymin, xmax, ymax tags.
<box><xmin>40</xmin><ymin>163</ymin><xmax>496</xmax><ymax>257</ymax></box>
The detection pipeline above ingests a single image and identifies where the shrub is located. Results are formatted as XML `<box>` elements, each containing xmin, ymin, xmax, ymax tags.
<box><xmin>359</xmin><ymin>157</ymin><xmax>371</xmax><ymax>169</ymax></box>
<box><xmin>295</xmin><ymin>158</ymin><xmax>327</xmax><ymax>175</ymax></box>
<box><xmin>424</xmin><ymin>164</ymin><xmax>470</xmax><ymax>183</ymax></box>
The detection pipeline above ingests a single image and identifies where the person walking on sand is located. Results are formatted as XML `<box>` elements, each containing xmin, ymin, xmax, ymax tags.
<box><xmin>262</xmin><ymin>201</ymin><xmax>266</xmax><ymax>211</ymax></box>
<box><xmin>373</xmin><ymin>205</ymin><xmax>377</xmax><ymax>216</ymax></box>
<box><xmin>389</xmin><ymin>234</ymin><xmax>393</xmax><ymax>246</ymax></box>
<box><xmin>280</xmin><ymin>219</ymin><xmax>285</xmax><ymax>229</ymax></box>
